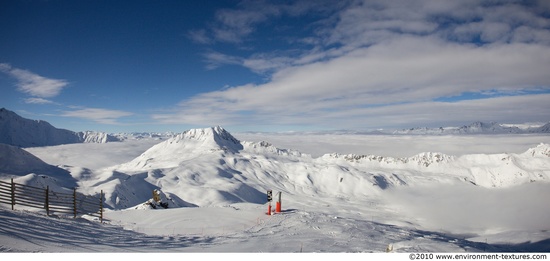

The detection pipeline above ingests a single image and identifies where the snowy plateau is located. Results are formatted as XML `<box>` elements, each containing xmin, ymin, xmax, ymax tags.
<box><xmin>1</xmin><ymin>121</ymin><xmax>550</xmax><ymax>253</ymax></box>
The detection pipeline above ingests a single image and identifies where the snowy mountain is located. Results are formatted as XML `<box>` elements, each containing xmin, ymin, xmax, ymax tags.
<box><xmin>64</xmin><ymin>126</ymin><xmax>550</xmax><ymax>210</ymax></box>
<box><xmin>0</xmin><ymin>143</ymin><xmax>59</xmax><ymax>175</ymax></box>
<box><xmin>322</xmin><ymin>143</ymin><xmax>550</xmax><ymax>188</ymax></box>
<box><xmin>0</xmin><ymin>108</ymin><xmax>121</xmax><ymax>147</ymax></box>
<box><xmin>78</xmin><ymin>131</ymin><xmax>120</xmax><ymax>143</ymax></box>
<box><xmin>393</xmin><ymin>121</ymin><xmax>550</xmax><ymax>135</ymax></box>
<box><xmin>531</xmin><ymin>122</ymin><xmax>550</xmax><ymax>133</ymax></box>
<box><xmin>0</xmin><ymin>143</ymin><xmax>77</xmax><ymax>189</ymax></box>
<box><xmin>2</xmin><ymin>126</ymin><xmax>550</xmax><ymax>253</ymax></box>
<box><xmin>113</xmin><ymin>131</ymin><xmax>177</xmax><ymax>141</ymax></box>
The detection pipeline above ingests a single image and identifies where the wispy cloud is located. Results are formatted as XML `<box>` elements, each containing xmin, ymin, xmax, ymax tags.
<box><xmin>169</xmin><ymin>0</ymin><xmax>550</xmax><ymax>129</ymax></box>
<box><xmin>203</xmin><ymin>51</ymin><xmax>243</xmax><ymax>70</ymax></box>
<box><xmin>326</xmin><ymin>0</ymin><xmax>550</xmax><ymax>47</ymax></box>
<box><xmin>194</xmin><ymin>0</ymin><xmax>346</xmax><ymax>44</ymax></box>
<box><xmin>24</xmin><ymin>97</ymin><xmax>58</xmax><ymax>105</ymax></box>
<box><xmin>188</xmin><ymin>29</ymin><xmax>212</xmax><ymax>44</ymax></box>
<box><xmin>0</xmin><ymin>63</ymin><xmax>69</xmax><ymax>98</ymax></box>
<box><xmin>204</xmin><ymin>51</ymin><xmax>295</xmax><ymax>74</ymax></box>
<box><xmin>210</xmin><ymin>1</ymin><xmax>284</xmax><ymax>43</ymax></box>
<box><xmin>157</xmin><ymin>37</ymin><xmax>550</xmax><ymax>128</ymax></box>
<box><xmin>61</xmin><ymin>107</ymin><xmax>134</xmax><ymax>125</ymax></box>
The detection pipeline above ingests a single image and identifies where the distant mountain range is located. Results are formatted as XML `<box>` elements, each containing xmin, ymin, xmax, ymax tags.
<box><xmin>1</xmin><ymin>116</ymin><xmax>549</xmax><ymax>209</ymax></box>
<box><xmin>0</xmin><ymin>108</ymin><xmax>120</xmax><ymax>147</ymax></box>
<box><xmin>86</xmin><ymin>126</ymin><xmax>549</xmax><ymax>209</ymax></box>
<box><xmin>392</xmin><ymin>121</ymin><xmax>550</xmax><ymax>135</ymax></box>
<box><xmin>1</xmin><ymin>107</ymin><xmax>548</xmax><ymax>149</ymax></box>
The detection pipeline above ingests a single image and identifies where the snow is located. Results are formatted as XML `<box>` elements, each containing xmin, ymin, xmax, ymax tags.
<box><xmin>0</xmin><ymin>143</ymin><xmax>58</xmax><ymax>175</ymax></box>
<box><xmin>1</xmin><ymin>126</ymin><xmax>550</xmax><ymax>254</ymax></box>
<box><xmin>0</xmin><ymin>108</ymin><xmax>121</xmax><ymax>147</ymax></box>
<box><xmin>235</xmin><ymin>132</ymin><xmax>550</xmax><ymax>158</ymax></box>
<box><xmin>391</xmin><ymin>121</ymin><xmax>550</xmax><ymax>135</ymax></box>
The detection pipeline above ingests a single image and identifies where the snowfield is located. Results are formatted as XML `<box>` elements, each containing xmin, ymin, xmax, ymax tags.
<box><xmin>1</xmin><ymin>126</ymin><xmax>550</xmax><ymax>253</ymax></box>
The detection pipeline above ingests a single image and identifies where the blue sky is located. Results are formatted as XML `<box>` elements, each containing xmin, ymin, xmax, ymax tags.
<box><xmin>1</xmin><ymin>0</ymin><xmax>550</xmax><ymax>133</ymax></box>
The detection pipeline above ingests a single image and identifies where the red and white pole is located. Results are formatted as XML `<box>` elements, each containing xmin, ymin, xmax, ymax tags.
<box><xmin>267</xmin><ymin>190</ymin><xmax>273</xmax><ymax>215</ymax></box>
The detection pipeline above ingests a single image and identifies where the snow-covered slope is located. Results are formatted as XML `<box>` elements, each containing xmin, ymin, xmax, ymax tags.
<box><xmin>532</xmin><ymin>122</ymin><xmax>550</xmax><ymax>133</ymax></box>
<box><xmin>113</xmin><ymin>132</ymin><xmax>176</xmax><ymax>141</ymax></box>
<box><xmin>0</xmin><ymin>108</ymin><xmax>120</xmax><ymax>147</ymax></box>
<box><xmin>0</xmin><ymin>143</ymin><xmax>59</xmax><ymax>175</ymax></box>
<box><xmin>0</xmin><ymin>143</ymin><xmax>77</xmax><ymax>189</ymax></box>
<box><xmin>77</xmin><ymin>131</ymin><xmax>120</xmax><ymax>143</ymax></box>
<box><xmin>72</xmin><ymin>126</ymin><xmax>550</xmax><ymax>210</ymax></box>
<box><xmin>323</xmin><ymin>143</ymin><xmax>550</xmax><ymax>188</ymax></box>
<box><xmin>1</xmin><ymin>126</ymin><xmax>549</xmax><ymax>252</ymax></box>
<box><xmin>119</xmin><ymin>126</ymin><xmax>243</xmax><ymax>170</ymax></box>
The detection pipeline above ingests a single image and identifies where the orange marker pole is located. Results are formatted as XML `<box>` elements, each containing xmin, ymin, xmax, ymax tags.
<box><xmin>267</xmin><ymin>203</ymin><xmax>272</xmax><ymax>215</ymax></box>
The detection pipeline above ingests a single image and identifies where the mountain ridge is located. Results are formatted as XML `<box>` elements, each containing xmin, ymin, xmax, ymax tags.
<box><xmin>393</xmin><ymin>121</ymin><xmax>550</xmax><ymax>135</ymax></box>
<box><xmin>75</xmin><ymin>126</ymin><xmax>550</xmax><ymax>209</ymax></box>
<box><xmin>0</xmin><ymin>143</ymin><xmax>77</xmax><ymax>189</ymax></box>
<box><xmin>0</xmin><ymin>108</ymin><xmax>121</xmax><ymax>147</ymax></box>
<box><xmin>1</xmin><ymin>125</ymin><xmax>548</xmax><ymax>210</ymax></box>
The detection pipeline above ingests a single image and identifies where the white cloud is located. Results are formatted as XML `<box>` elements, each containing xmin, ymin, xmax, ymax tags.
<box><xmin>203</xmin><ymin>51</ymin><xmax>243</xmax><ymax>70</ymax></box>
<box><xmin>154</xmin><ymin>92</ymin><xmax>550</xmax><ymax>130</ymax></box>
<box><xmin>168</xmin><ymin>0</ymin><xmax>550</xmax><ymax>130</ymax></box>
<box><xmin>325</xmin><ymin>0</ymin><xmax>550</xmax><ymax>48</ymax></box>
<box><xmin>206</xmin><ymin>51</ymin><xmax>300</xmax><ymax>74</ymax></box>
<box><xmin>210</xmin><ymin>1</ymin><xmax>280</xmax><ymax>43</ymax></box>
<box><xmin>61</xmin><ymin>108</ymin><xmax>133</xmax><ymax>125</ymax></box>
<box><xmin>333</xmin><ymin>94</ymin><xmax>550</xmax><ymax>129</ymax></box>
<box><xmin>24</xmin><ymin>98</ymin><xmax>57</xmax><ymax>105</ymax></box>
<box><xmin>387</xmin><ymin>183</ymin><xmax>550</xmax><ymax>233</ymax></box>
<box><xmin>156</xmin><ymin>35</ymin><xmax>550</xmax><ymax>128</ymax></box>
<box><xmin>512</xmin><ymin>26</ymin><xmax>550</xmax><ymax>44</ymax></box>
<box><xmin>198</xmin><ymin>0</ymin><xmax>346</xmax><ymax>43</ymax></box>
<box><xmin>0</xmin><ymin>63</ymin><xmax>69</xmax><ymax>98</ymax></box>
<box><xmin>242</xmin><ymin>54</ymin><xmax>295</xmax><ymax>74</ymax></box>
<box><xmin>187</xmin><ymin>29</ymin><xmax>212</xmax><ymax>44</ymax></box>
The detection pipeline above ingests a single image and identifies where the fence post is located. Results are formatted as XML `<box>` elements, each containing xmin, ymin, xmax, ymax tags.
<box><xmin>4</xmin><ymin>180</ymin><xmax>106</xmax><ymax>222</ymax></box>
<box><xmin>100</xmin><ymin>190</ymin><xmax>103</xmax><ymax>223</ymax></box>
<box><xmin>45</xmin><ymin>186</ymin><xmax>49</xmax><ymax>216</ymax></box>
<box><xmin>73</xmin><ymin>188</ymin><xmax>77</xmax><ymax>219</ymax></box>
<box><xmin>10</xmin><ymin>178</ymin><xmax>15</xmax><ymax>210</ymax></box>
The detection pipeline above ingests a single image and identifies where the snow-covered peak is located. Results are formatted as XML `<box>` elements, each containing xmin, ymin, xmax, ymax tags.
<box><xmin>458</xmin><ymin>121</ymin><xmax>520</xmax><ymax>133</ymax></box>
<box><xmin>77</xmin><ymin>131</ymin><xmax>120</xmax><ymax>143</ymax></box>
<box><xmin>321</xmin><ymin>151</ymin><xmax>454</xmax><ymax>166</ymax></box>
<box><xmin>407</xmin><ymin>152</ymin><xmax>455</xmax><ymax>167</ymax></box>
<box><xmin>177</xmin><ymin>126</ymin><xmax>242</xmax><ymax>152</ymax></box>
<box><xmin>530</xmin><ymin>123</ymin><xmax>550</xmax><ymax>133</ymax></box>
<box><xmin>242</xmin><ymin>140</ymin><xmax>306</xmax><ymax>158</ymax></box>
<box><xmin>118</xmin><ymin>126</ymin><xmax>243</xmax><ymax>170</ymax></box>
<box><xmin>523</xmin><ymin>143</ymin><xmax>550</xmax><ymax>157</ymax></box>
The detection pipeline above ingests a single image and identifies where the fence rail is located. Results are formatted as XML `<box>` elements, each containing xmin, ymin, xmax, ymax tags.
<box><xmin>0</xmin><ymin>178</ymin><xmax>103</xmax><ymax>222</ymax></box>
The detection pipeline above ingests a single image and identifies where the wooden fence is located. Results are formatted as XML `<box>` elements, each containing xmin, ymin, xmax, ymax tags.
<box><xmin>0</xmin><ymin>178</ymin><xmax>103</xmax><ymax>222</ymax></box>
